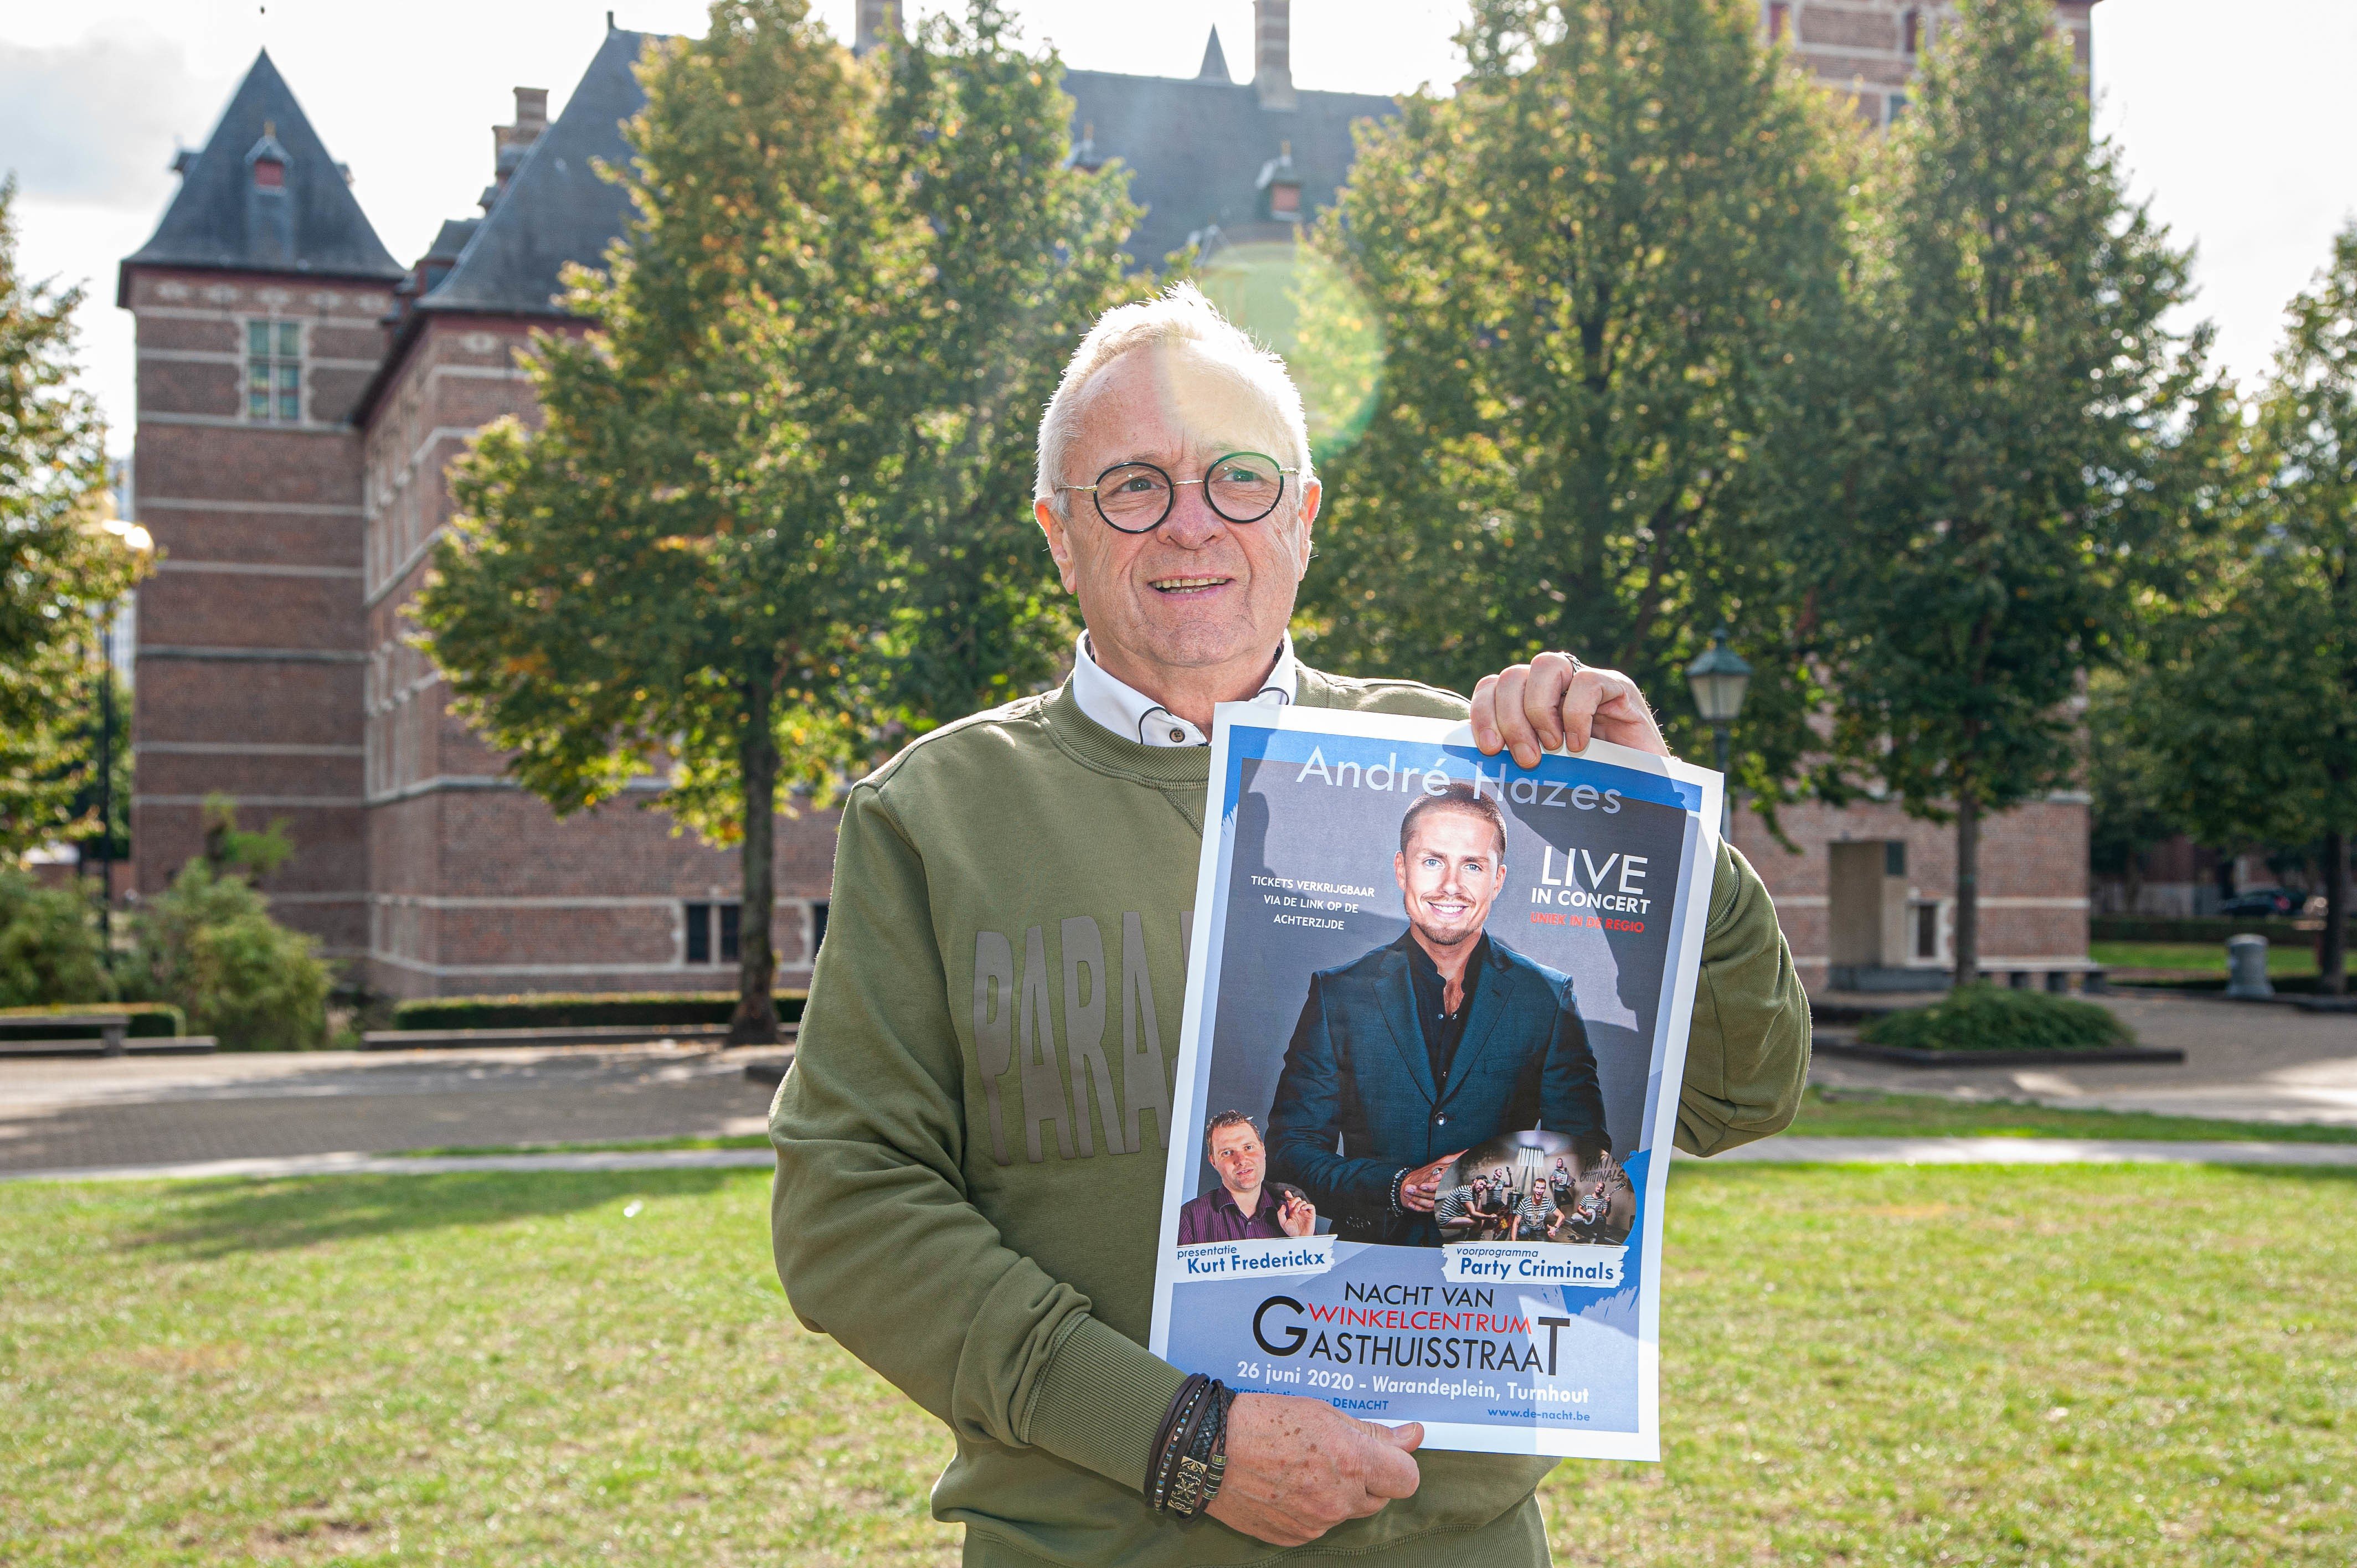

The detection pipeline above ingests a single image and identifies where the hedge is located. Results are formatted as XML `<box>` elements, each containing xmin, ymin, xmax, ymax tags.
<box><xmin>0</xmin><ymin>1003</ymin><xmax>188</xmax><ymax>1040</ymax></box>
<box><xmin>2091</xmin><ymin>915</ymin><xmax>2319</xmax><ymax>945</ymax></box>
<box><xmin>1860</xmin><ymin>986</ymin><xmax>2132</xmax><ymax>1054</ymax></box>
<box><xmin>390</xmin><ymin>991</ymin><xmax>809</xmax><ymax>1032</ymax></box>
<box><xmin>2113</xmin><ymin>974</ymin><xmax>2329</xmax><ymax>996</ymax></box>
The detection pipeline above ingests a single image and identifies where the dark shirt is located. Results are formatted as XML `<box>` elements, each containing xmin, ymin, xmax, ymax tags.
<box><xmin>1403</xmin><ymin>931</ymin><xmax>1488</xmax><ymax>1092</ymax></box>
<box><xmin>1175</xmin><ymin>1183</ymin><xmax>1297</xmax><ymax>1245</ymax></box>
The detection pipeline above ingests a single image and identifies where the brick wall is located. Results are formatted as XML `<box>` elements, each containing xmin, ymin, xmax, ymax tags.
<box><xmin>359</xmin><ymin>313</ymin><xmax>842</xmax><ymax>999</ymax></box>
<box><xmin>1766</xmin><ymin>0</ymin><xmax>2094</xmax><ymax>127</ymax></box>
<box><xmin>1733</xmin><ymin>795</ymin><xmax>2092</xmax><ymax>990</ymax></box>
<box><xmin>125</xmin><ymin>266</ymin><xmax>390</xmax><ymax>959</ymax></box>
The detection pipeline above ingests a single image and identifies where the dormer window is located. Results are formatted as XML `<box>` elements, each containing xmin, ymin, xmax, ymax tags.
<box><xmin>247</xmin><ymin>122</ymin><xmax>291</xmax><ymax>191</ymax></box>
<box><xmin>1259</xmin><ymin>141</ymin><xmax>1302</xmax><ymax>224</ymax></box>
<box><xmin>247</xmin><ymin>320</ymin><xmax>301</xmax><ymax>422</ymax></box>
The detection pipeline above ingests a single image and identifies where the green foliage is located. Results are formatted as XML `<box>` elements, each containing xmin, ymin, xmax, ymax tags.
<box><xmin>0</xmin><ymin>864</ymin><xmax>110</xmax><ymax>1007</ymax></box>
<box><xmin>2085</xmin><ymin>666</ymin><xmax>2179</xmax><ymax>887</ymax></box>
<box><xmin>1860</xmin><ymin>984</ymin><xmax>2133</xmax><ymax>1053</ymax></box>
<box><xmin>0</xmin><ymin>1002</ymin><xmax>184</xmax><ymax>1039</ymax></box>
<box><xmin>1295</xmin><ymin>0</ymin><xmax>1853</xmax><ymax>806</ymax></box>
<box><xmin>390</xmin><ymin>989</ymin><xmax>807</xmax><ymax>1031</ymax></box>
<box><xmin>0</xmin><ymin>179</ymin><xmax>143</xmax><ymax>855</ymax></box>
<box><xmin>125</xmin><ymin>861</ymin><xmax>330</xmax><ymax>1050</ymax></box>
<box><xmin>414</xmin><ymin>1</ymin><xmax>1138</xmax><ymax>1041</ymax></box>
<box><xmin>1802</xmin><ymin>0</ymin><xmax>2211</xmax><ymax>976</ymax></box>
<box><xmin>2122</xmin><ymin>224</ymin><xmax>2357</xmax><ymax>991</ymax></box>
<box><xmin>198</xmin><ymin>793</ymin><xmax>294</xmax><ymax>880</ymax></box>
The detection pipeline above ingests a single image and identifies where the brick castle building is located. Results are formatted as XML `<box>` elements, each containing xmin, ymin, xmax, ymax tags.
<box><xmin>119</xmin><ymin>1</ymin><xmax>2094</xmax><ymax>999</ymax></box>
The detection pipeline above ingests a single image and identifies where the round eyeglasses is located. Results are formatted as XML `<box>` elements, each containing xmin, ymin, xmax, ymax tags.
<box><xmin>1056</xmin><ymin>451</ymin><xmax>1298</xmax><ymax>534</ymax></box>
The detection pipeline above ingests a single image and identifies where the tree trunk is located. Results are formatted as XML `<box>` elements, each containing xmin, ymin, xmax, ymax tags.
<box><xmin>2321</xmin><ymin>828</ymin><xmax>2349</xmax><ymax>998</ymax></box>
<box><xmin>730</xmin><ymin>674</ymin><xmax>782</xmax><ymax>1046</ymax></box>
<box><xmin>1953</xmin><ymin>790</ymin><xmax>1982</xmax><ymax>989</ymax></box>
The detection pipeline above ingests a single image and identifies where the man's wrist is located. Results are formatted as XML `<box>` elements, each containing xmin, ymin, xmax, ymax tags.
<box><xmin>1388</xmin><ymin>1168</ymin><xmax>1409</xmax><ymax>1216</ymax></box>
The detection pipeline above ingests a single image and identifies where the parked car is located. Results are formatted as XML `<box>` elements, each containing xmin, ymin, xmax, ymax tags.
<box><xmin>2217</xmin><ymin>888</ymin><xmax>2301</xmax><ymax>918</ymax></box>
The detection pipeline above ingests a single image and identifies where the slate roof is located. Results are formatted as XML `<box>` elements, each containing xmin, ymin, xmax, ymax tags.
<box><xmin>119</xmin><ymin>49</ymin><xmax>403</xmax><ymax>297</ymax></box>
<box><xmin>1061</xmin><ymin>70</ymin><xmax>1396</xmax><ymax>267</ymax></box>
<box><xmin>420</xmin><ymin>27</ymin><xmax>652</xmax><ymax>317</ymax></box>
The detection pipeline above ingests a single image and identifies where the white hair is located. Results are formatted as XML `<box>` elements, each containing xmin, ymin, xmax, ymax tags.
<box><xmin>1035</xmin><ymin>282</ymin><xmax>1315</xmax><ymax>513</ymax></box>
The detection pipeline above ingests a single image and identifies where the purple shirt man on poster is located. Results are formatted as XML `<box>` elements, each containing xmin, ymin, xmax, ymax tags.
<box><xmin>1177</xmin><ymin>1111</ymin><xmax>1320</xmax><ymax>1245</ymax></box>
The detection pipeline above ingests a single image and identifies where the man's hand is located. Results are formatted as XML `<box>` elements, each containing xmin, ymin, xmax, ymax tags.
<box><xmin>1277</xmin><ymin>1190</ymin><xmax>1318</xmax><ymax>1238</ymax></box>
<box><xmin>1397</xmin><ymin>1151</ymin><xmax>1463</xmax><ymax>1213</ymax></box>
<box><xmin>1471</xmin><ymin>652</ymin><xmax>1669</xmax><ymax>768</ymax></box>
<box><xmin>1205</xmin><ymin>1394</ymin><xmax>1422</xmax><ymax>1547</ymax></box>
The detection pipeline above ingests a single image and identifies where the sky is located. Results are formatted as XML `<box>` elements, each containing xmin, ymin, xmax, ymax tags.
<box><xmin>6</xmin><ymin>0</ymin><xmax>2354</xmax><ymax>462</ymax></box>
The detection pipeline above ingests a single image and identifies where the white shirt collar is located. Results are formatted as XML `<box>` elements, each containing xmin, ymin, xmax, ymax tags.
<box><xmin>1070</xmin><ymin>631</ymin><xmax>1297</xmax><ymax>747</ymax></box>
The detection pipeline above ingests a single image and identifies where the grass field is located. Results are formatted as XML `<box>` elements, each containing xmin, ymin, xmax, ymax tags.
<box><xmin>2091</xmin><ymin>941</ymin><xmax>2318</xmax><ymax>976</ymax></box>
<box><xmin>1786</xmin><ymin>1086</ymin><xmax>2357</xmax><ymax>1144</ymax></box>
<box><xmin>3</xmin><ymin>1165</ymin><xmax>2349</xmax><ymax>1566</ymax></box>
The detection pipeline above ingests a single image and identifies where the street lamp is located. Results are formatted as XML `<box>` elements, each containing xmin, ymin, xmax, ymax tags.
<box><xmin>87</xmin><ymin>519</ymin><xmax>155</xmax><ymax>953</ymax></box>
<box><xmin>1685</xmin><ymin>625</ymin><xmax>1751</xmax><ymax>834</ymax></box>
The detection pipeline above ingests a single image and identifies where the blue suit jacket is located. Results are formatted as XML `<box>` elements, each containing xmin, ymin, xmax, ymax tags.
<box><xmin>1266</xmin><ymin>931</ymin><xmax>1608</xmax><ymax>1245</ymax></box>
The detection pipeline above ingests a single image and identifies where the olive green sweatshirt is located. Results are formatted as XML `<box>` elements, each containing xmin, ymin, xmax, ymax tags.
<box><xmin>769</xmin><ymin>672</ymin><xmax>1810</xmax><ymax>1568</ymax></box>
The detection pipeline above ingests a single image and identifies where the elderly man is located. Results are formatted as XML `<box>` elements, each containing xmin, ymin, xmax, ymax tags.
<box><xmin>770</xmin><ymin>285</ymin><xmax>1809</xmax><ymax>1568</ymax></box>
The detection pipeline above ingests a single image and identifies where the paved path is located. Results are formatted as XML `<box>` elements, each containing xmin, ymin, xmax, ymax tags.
<box><xmin>8</xmin><ymin>1136</ymin><xmax>2353</xmax><ymax>1184</ymax></box>
<box><xmin>1811</xmin><ymin>989</ymin><xmax>2357</xmax><ymax>1125</ymax></box>
<box><xmin>0</xmin><ymin>1043</ymin><xmax>789</xmax><ymax>1174</ymax></box>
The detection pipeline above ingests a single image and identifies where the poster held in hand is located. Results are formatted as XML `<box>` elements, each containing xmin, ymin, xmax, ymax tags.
<box><xmin>1149</xmin><ymin>705</ymin><xmax>1721</xmax><ymax>1460</ymax></box>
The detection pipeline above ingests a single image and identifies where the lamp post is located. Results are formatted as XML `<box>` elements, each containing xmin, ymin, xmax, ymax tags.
<box><xmin>89</xmin><ymin>519</ymin><xmax>154</xmax><ymax>953</ymax></box>
<box><xmin>1685</xmin><ymin>625</ymin><xmax>1751</xmax><ymax>835</ymax></box>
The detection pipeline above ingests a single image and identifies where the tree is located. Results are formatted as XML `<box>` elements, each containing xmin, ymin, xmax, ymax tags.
<box><xmin>415</xmin><ymin>1</ymin><xmax>1136</xmax><ymax>1043</ymax></box>
<box><xmin>1803</xmin><ymin>0</ymin><xmax>2208</xmax><ymax>984</ymax></box>
<box><xmin>2083</xmin><ymin>668</ymin><xmax>2178</xmax><ymax>914</ymax></box>
<box><xmin>2127</xmin><ymin>227</ymin><xmax>2357</xmax><ymax>992</ymax></box>
<box><xmin>1294</xmin><ymin>0</ymin><xmax>1853</xmax><ymax>805</ymax></box>
<box><xmin>1</xmin><ymin>178</ymin><xmax>143</xmax><ymax>855</ymax></box>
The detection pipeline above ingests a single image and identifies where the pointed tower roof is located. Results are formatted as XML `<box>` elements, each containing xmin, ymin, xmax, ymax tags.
<box><xmin>421</xmin><ymin>28</ymin><xmax>652</xmax><ymax>317</ymax></box>
<box><xmin>120</xmin><ymin>49</ymin><xmax>402</xmax><ymax>296</ymax></box>
<box><xmin>1198</xmin><ymin>27</ymin><xmax>1233</xmax><ymax>84</ymax></box>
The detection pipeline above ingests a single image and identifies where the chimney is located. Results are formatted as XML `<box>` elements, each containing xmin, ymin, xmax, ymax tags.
<box><xmin>485</xmin><ymin>86</ymin><xmax>550</xmax><ymax>210</ymax></box>
<box><xmin>1254</xmin><ymin>0</ymin><xmax>1295</xmax><ymax>111</ymax></box>
<box><xmin>855</xmin><ymin>0</ymin><xmax>901</xmax><ymax>58</ymax></box>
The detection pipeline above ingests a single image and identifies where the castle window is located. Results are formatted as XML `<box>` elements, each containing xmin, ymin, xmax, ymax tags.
<box><xmin>246</xmin><ymin>319</ymin><xmax>301</xmax><ymax>421</ymax></box>
<box><xmin>685</xmin><ymin>900</ymin><xmax>742</xmax><ymax>965</ymax></box>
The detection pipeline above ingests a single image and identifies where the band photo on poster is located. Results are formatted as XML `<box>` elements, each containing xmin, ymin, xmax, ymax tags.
<box><xmin>1150</xmin><ymin>706</ymin><xmax>1721</xmax><ymax>1461</ymax></box>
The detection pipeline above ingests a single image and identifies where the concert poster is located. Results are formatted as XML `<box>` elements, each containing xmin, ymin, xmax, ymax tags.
<box><xmin>1147</xmin><ymin>706</ymin><xmax>1721</xmax><ymax>1460</ymax></box>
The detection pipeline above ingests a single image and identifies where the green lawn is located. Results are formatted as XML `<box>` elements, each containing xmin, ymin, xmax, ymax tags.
<box><xmin>2092</xmin><ymin>940</ymin><xmax>2318</xmax><ymax>976</ymax></box>
<box><xmin>1788</xmin><ymin>1086</ymin><xmax>2357</xmax><ymax>1144</ymax></box>
<box><xmin>2</xmin><ymin>1167</ymin><xmax>2349</xmax><ymax>1565</ymax></box>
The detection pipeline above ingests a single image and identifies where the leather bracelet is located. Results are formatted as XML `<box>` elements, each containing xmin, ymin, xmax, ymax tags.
<box><xmin>1166</xmin><ymin>1380</ymin><xmax>1234</xmax><ymax>1518</ymax></box>
<box><xmin>1146</xmin><ymin>1374</ymin><xmax>1209</xmax><ymax>1510</ymax></box>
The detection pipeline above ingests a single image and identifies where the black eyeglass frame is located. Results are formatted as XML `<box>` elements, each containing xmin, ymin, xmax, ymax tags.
<box><xmin>1054</xmin><ymin>451</ymin><xmax>1302</xmax><ymax>534</ymax></box>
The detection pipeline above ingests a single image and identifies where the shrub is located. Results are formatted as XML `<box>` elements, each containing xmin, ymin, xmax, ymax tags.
<box><xmin>390</xmin><ymin>991</ymin><xmax>809</xmax><ymax>1032</ymax></box>
<box><xmin>126</xmin><ymin>862</ymin><xmax>331</xmax><ymax>1050</ymax></box>
<box><xmin>1861</xmin><ymin>986</ymin><xmax>2133</xmax><ymax>1054</ymax></box>
<box><xmin>0</xmin><ymin>865</ymin><xmax>111</xmax><ymax>1007</ymax></box>
<box><xmin>0</xmin><ymin>1002</ymin><xmax>183</xmax><ymax>1039</ymax></box>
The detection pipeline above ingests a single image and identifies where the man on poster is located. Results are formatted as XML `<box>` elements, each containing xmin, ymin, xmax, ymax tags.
<box><xmin>769</xmin><ymin>283</ymin><xmax>1812</xmax><ymax>1568</ymax></box>
<box><xmin>1268</xmin><ymin>786</ymin><xmax>1609</xmax><ymax>1246</ymax></box>
<box><xmin>1177</xmin><ymin>1111</ymin><xmax>1320</xmax><ymax>1244</ymax></box>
